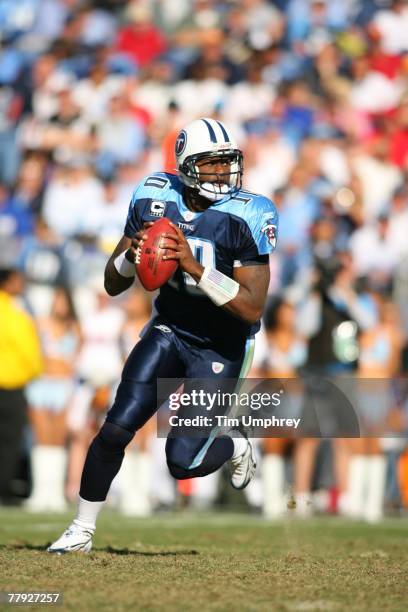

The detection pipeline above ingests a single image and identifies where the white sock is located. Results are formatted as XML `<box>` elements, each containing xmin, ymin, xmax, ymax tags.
<box><xmin>262</xmin><ymin>454</ymin><xmax>285</xmax><ymax>519</ymax></box>
<box><xmin>347</xmin><ymin>455</ymin><xmax>368</xmax><ymax>518</ymax></box>
<box><xmin>74</xmin><ymin>496</ymin><xmax>104</xmax><ymax>531</ymax></box>
<box><xmin>364</xmin><ymin>455</ymin><xmax>386</xmax><ymax>523</ymax></box>
<box><xmin>231</xmin><ymin>433</ymin><xmax>247</xmax><ymax>460</ymax></box>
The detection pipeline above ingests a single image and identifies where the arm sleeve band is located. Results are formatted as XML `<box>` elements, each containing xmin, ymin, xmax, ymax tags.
<box><xmin>113</xmin><ymin>251</ymin><xmax>135</xmax><ymax>278</ymax></box>
<box><xmin>197</xmin><ymin>267</ymin><xmax>240</xmax><ymax>306</ymax></box>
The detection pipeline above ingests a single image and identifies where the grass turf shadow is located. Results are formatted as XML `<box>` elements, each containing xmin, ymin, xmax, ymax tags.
<box><xmin>0</xmin><ymin>543</ymin><xmax>199</xmax><ymax>556</ymax></box>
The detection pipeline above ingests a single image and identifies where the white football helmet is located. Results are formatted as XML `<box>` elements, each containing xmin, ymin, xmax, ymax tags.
<box><xmin>175</xmin><ymin>117</ymin><xmax>243</xmax><ymax>201</ymax></box>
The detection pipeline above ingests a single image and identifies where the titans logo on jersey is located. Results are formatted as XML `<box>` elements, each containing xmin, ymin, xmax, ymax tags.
<box><xmin>124</xmin><ymin>172</ymin><xmax>278</xmax><ymax>353</ymax></box>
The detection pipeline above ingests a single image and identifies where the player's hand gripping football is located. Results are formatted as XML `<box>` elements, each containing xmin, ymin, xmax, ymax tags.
<box><xmin>160</xmin><ymin>222</ymin><xmax>203</xmax><ymax>280</ymax></box>
<box><xmin>127</xmin><ymin>222</ymin><xmax>154</xmax><ymax>262</ymax></box>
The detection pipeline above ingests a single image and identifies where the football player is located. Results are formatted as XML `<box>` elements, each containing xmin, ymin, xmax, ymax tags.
<box><xmin>48</xmin><ymin>117</ymin><xmax>278</xmax><ymax>553</ymax></box>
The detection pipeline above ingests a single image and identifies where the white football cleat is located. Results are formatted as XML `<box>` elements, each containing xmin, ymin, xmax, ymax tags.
<box><xmin>47</xmin><ymin>521</ymin><xmax>94</xmax><ymax>554</ymax></box>
<box><xmin>229</xmin><ymin>437</ymin><xmax>257</xmax><ymax>490</ymax></box>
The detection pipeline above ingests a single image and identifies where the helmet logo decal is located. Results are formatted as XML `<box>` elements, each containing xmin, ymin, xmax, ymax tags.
<box><xmin>175</xmin><ymin>130</ymin><xmax>187</xmax><ymax>157</ymax></box>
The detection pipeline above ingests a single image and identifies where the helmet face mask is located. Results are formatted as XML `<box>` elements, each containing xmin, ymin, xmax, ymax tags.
<box><xmin>180</xmin><ymin>149</ymin><xmax>243</xmax><ymax>200</ymax></box>
<box><xmin>175</xmin><ymin>118</ymin><xmax>243</xmax><ymax>201</ymax></box>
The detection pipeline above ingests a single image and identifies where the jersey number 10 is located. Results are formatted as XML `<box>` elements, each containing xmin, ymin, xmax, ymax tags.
<box><xmin>169</xmin><ymin>237</ymin><xmax>215</xmax><ymax>295</ymax></box>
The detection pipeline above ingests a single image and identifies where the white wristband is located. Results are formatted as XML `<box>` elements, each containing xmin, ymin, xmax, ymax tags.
<box><xmin>113</xmin><ymin>251</ymin><xmax>135</xmax><ymax>278</ymax></box>
<box><xmin>197</xmin><ymin>266</ymin><xmax>240</xmax><ymax>306</ymax></box>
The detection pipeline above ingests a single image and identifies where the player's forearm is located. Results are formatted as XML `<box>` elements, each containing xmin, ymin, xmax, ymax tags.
<box><xmin>104</xmin><ymin>236</ymin><xmax>136</xmax><ymax>296</ymax></box>
<box><xmin>221</xmin><ymin>289</ymin><xmax>264</xmax><ymax>325</ymax></box>
<box><xmin>104</xmin><ymin>259</ymin><xmax>134</xmax><ymax>296</ymax></box>
<box><xmin>226</xmin><ymin>264</ymin><xmax>270</xmax><ymax>325</ymax></box>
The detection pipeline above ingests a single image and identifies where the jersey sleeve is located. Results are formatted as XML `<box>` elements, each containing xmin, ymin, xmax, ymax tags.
<box><xmin>237</xmin><ymin>197</ymin><xmax>279</xmax><ymax>263</ymax></box>
<box><xmin>124</xmin><ymin>183</ymin><xmax>144</xmax><ymax>237</ymax></box>
<box><xmin>124</xmin><ymin>173</ymin><xmax>173</xmax><ymax>237</ymax></box>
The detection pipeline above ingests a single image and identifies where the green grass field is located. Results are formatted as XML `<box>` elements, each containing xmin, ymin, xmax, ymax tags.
<box><xmin>1</xmin><ymin>509</ymin><xmax>407</xmax><ymax>611</ymax></box>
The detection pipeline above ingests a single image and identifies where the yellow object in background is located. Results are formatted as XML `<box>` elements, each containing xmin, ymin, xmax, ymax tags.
<box><xmin>0</xmin><ymin>291</ymin><xmax>43</xmax><ymax>389</ymax></box>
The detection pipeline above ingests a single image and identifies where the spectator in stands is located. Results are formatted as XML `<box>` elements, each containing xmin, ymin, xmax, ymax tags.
<box><xmin>369</xmin><ymin>0</ymin><xmax>408</xmax><ymax>55</ymax></box>
<box><xmin>349</xmin><ymin>213</ymin><xmax>401</xmax><ymax>291</ymax></box>
<box><xmin>295</xmin><ymin>255</ymin><xmax>376</xmax><ymax>515</ymax></box>
<box><xmin>274</xmin><ymin>164</ymin><xmax>319</xmax><ymax>287</ymax></box>
<box><xmin>182</xmin><ymin>29</ymin><xmax>244</xmax><ymax>85</ymax></box>
<box><xmin>346</xmin><ymin>294</ymin><xmax>404</xmax><ymax>522</ymax></box>
<box><xmin>26</xmin><ymin>286</ymin><xmax>82</xmax><ymax>512</ymax></box>
<box><xmin>11</xmin><ymin>154</ymin><xmax>47</xmax><ymax>218</ymax></box>
<box><xmin>261</xmin><ymin>298</ymin><xmax>307</xmax><ymax>519</ymax></box>
<box><xmin>0</xmin><ymin>74</ymin><xmax>24</xmax><ymax>186</ymax></box>
<box><xmin>66</xmin><ymin>277</ymin><xmax>124</xmax><ymax>500</ymax></box>
<box><xmin>73</xmin><ymin>59</ymin><xmax>124</xmax><ymax>124</ymax></box>
<box><xmin>0</xmin><ymin>268</ymin><xmax>43</xmax><ymax>503</ymax></box>
<box><xmin>95</xmin><ymin>89</ymin><xmax>146</xmax><ymax>178</ymax></box>
<box><xmin>18</xmin><ymin>217</ymin><xmax>68</xmax><ymax>318</ymax></box>
<box><xmin>115</xmin><ymin>1</ymin><xmax>167</xmax><ymax>69</ymax></box>
<box><xmin>0</xmin><ymin>183</ymin><xmax>34</xmax><ymax>248</ymax></box>
<box><xmin>42</xmin><ymin>161</ymin><xmax>104</xmax><ymax>240</ymax></box>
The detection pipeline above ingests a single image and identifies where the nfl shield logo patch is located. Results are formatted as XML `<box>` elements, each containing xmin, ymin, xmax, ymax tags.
<box><xmin>212</xmin><ymin>362</ymin><xmax>224</xmax><ymax>374</ymax></box>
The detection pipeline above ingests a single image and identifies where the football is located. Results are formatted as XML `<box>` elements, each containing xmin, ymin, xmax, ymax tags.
<box><xmin>135</xmin><ymin>217</ymin><xmax>179</xmax><ymax>291</ymax></box>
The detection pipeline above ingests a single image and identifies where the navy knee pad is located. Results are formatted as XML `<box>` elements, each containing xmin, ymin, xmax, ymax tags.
<box><xmin>79</xmin><ymin>421</ymin><xmax>135</xmax><ymax>501</ymax></box>
<box><xmin>92</xmin><ymin>421</ymin><xmax>135</xmax><ymax>461</ymax></box>
<box><xmin>165</xmin><ymin>436</ymin><xmax>234</xmax><ymax>480</ymax></box>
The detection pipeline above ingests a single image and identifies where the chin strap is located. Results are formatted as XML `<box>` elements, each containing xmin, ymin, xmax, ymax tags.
<box><xmin>198</xmin><ymin>182</ymin><xmax>230</xmax><ymax>201</ymax></box>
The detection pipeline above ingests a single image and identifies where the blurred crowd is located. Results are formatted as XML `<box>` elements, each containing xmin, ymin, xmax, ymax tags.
<box><xmin>1</xmin><ymin>0</ymin><xmax>408</xmax><ymax>522</ymax></box>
